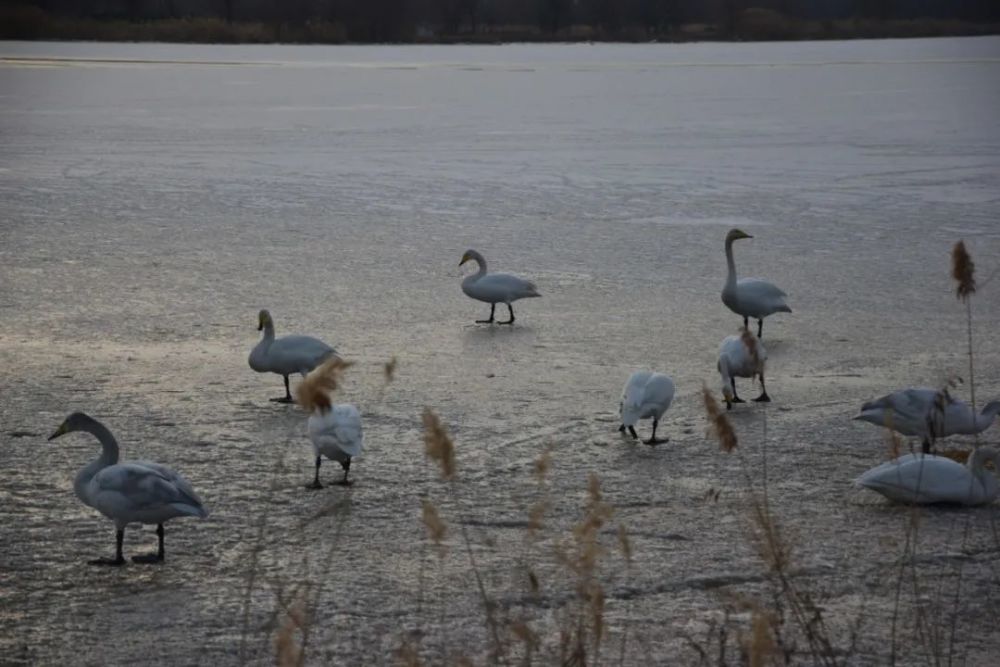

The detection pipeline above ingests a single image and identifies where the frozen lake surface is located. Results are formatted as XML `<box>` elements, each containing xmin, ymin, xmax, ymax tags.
<box><xmin>1</xmin><ymin>37</ymin><xmax>1000</xmax><ymax>664</ymax></box>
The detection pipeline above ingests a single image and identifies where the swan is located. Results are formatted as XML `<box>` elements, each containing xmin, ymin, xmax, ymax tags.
<box><xmin>721</xmin><ymin>228</ymin><xmax>791</xmax><ymax>339</ymax></box>
<box><xmin>718</xmin><ymin>329</ymin><xmax>770</xmax><ymax>409</ymax></box>
<box><xmin>855</xmin><ymin>447</ymin><xmax>1000</xmax><ymax>505</ymax></box>
<box><xmin>618</xmin><ymin>371</ymin><xmax>675</xmax><ymax>445</ymax></box>
<box><xmin>459</xmin><ymin>249</ymin><xmax>540</xmax><ymax>325</ymax></box>
<box><xmin>854</xmin><ymin>387</ymin><xmax>1000</xmax><ymax>453</ymax></box>
<box><xmin>296</xmin><ymin>358</ymin><xmax>363</xmax><ymax>488</ymax></box>
<box><xmin>248</xmin><ymin>309</ymin><xmax>337</xmax><ymax>402</ymax></box>
<box><xmin>48</xmin><ymin>412</ymin><xmax>209</xmax><ymax>566</ymax></box>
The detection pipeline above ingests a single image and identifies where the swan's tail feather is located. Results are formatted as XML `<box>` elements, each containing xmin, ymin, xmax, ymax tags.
<box><xmin>524</xmin><ymin>281</ymin><xmax>541</xmax><ymax>297</ymax></box>
<box><xmin>776</xmin><ymin>304</ymin><xmax>792</xmax><ymax>313</ymax></box>
<box><xmin>296</xmin><ymin>357</ymin><xmax>354</xmax><ymax>413</ymax></box>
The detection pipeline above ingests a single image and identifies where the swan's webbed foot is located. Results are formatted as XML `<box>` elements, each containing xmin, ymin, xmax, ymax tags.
<box><xmin>753</xmin><ymin>393</ymin><xmax>771</xmax><ymax>403</ymax></box>
<box><xmin>499</xmin><ymin>304</ymin><xmax>515</xmax><ymax>325</ymax></box>
<box><xmin>334</xmin><ymin>479</ymin><xmax>354</xmax><ymax>487</ymax></box>
<box><xmin>270</xmin><ymin>396</ymin><xmax>294</xmax><ymax>404</ymax></box>
<box><xmin>89</xmin><ymin>556</ymin><xmax>126</xmax><ymax>566</ymax></box>
<box><xmin>730</xmin><ymin>396</ymin><xmax>746</xmax><ymax>404</ymax></box>
<box><xmin>131</xmin><ymin>553</ymin><xmax>164</xmax><ymax>565</ymax></box>
<box><xmin>643</xmin><ymin>436</ymin><xmax>669</xmax><ymax>446</ymax></box>
<box><xmin>618</xmin><ymin>424</ymin><xmax>626</xmax><ymax>433</ymax></box>
<box><xmin>627</xmin><ymin>426</ymin><xmax>638</xmax><ymax>440</ymax></box>
<box><xmin>476</xmin><ymin>303</ymin><xmax>496</xmax><ymax>324</ymax></box>
<box><xmin>305</xmin><ymin>480</ymin><xmax>323</xmax><ymax>490</ymax></box>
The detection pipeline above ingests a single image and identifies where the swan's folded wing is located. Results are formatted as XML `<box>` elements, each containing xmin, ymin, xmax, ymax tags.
<box><xmin>308</xmin><ymin>405</ymin><xmax>363</xmax><ymax>458</ymax></box>
<box><xmin>270</xmin><ymin>335</ymin><xmax>337</xmax><ymax>373</ymax></box>
<box><xmin>92</xmin><ymin>463</ymin><xmax>207</xmax><ymax>517</ymax></box>
<box><xmin>857</xmin><ymin>456</ymin><xmax>973</xmax><ymax>504</ymax></box>
<box><xmin>472</xmin><ymin>273</ymin><xmax>540</xmax><ymax>301</ymax></box>
<box><xmin>737</xmin><ymin>277</ymin><xmax>787</xmax><ymax>299</ymax></box>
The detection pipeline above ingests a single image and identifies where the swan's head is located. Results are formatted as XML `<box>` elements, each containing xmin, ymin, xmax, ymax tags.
<box><xmin>49</xmin><ymin>412</ymin><xmax>96</xmax><ymax>440</ymax></box>
<box><xmin>459</xmin><ymin>249</ymin><xmax>482</xmax><ymax>267</ymax></box>
<box><xmin>726</xmin><ymin>229</ymin><xmax>752</xmax><ymax>244</ymax></box>
<box><xmin>721</xmin><ymin>383</ymin><xmax>734</xmax><ymax>405</ymax></box>
<box><xmin>257</xmin><ymin>309</ymin><xmax>273</xmax><ymax>332</ymax></box>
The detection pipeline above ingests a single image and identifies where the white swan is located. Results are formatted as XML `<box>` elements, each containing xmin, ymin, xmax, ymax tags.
<box><xmin>459</xmin><ymin>249</ymin><xmax>541</xmax><ymax>325</ymax></box>
<box><xmin>856</xmin><ymin>447</ymin><xmax>1000</xmax><ymax>505</ymax></box>
<box><xmin>721</xmin><ymin>228</ymin><xmax>791</xmax><ymax>339</ymax></box>
<box><xmin>854</xmin><ymin>387</ymin><xmax>1000</xmax><ymax>453</ymax></box>
<box><xmin>48</xmin><ymin>412</ymin><xmax>209</xmax><ymax>566</ymax></box>
<box><xmin>248</xmin><ymin>309</ymin><xmax>337</xmax><ymax>402</ymax></box>
<box><xmin>618</xmin><ymin>371</ymin><xmax>675</xmax><ymax>445</ymax></box>
<box><xmin>718</xmin><ymin>329</ymin><xmax>770</xmax><ymax>409</ymax></box>
<box><xmin>296</xmin><ymin>358</ymin><xmax>363</xmax><ymax>488</ymax></box>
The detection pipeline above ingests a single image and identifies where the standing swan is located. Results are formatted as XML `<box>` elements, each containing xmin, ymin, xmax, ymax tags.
<box><xmin>248</xmin><ymin>309</ymin><xmax>337</xmax><ymax>403</ymax></box>
<box><xmin>48</xmin><ymin>412</ymin><xmax>209</xmax><ymax>565</ymax></box>
<box><xmin>718</xmin><ymin>328</ymin><xmax>770</xmax><ymax>410</ymax></box>
<box><xmin>459</xmin><ymin>249</ymin><xmax>540</xmax><ymax>325</ymax></box>
<box><xmin>854</xmin><ymin>387</ymin><xmax>1000</xmax><ymax>453</ymax></box>
<box><xmin>618</xmin><ymin>371</ymin><xmax>675</xmax><ymax>445</ymax></box>
<box><xmin>855</xmin><ymin>447</ymin><xmax>1000</xmax><ymax>505</ymax></box>
<box><xmin>296</xmin><ymin>357</ymin><xmax>364</xmax><ymax>488</ymax></box>
<box><xmin>721</xmin><ymin>229</ymin><xmax>791</xmax><ymax>338</ymax></box>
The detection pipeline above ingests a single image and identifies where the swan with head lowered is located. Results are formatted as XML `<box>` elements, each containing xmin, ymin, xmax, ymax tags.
<box><xmin>295</xmin><ymin>357</ymin><xmax>363</xmax><ymax>488</ymax></box>
<box><xmin>618</xmin><ymin>371</ymin><xmax>675</xmax><ymax>445</ymax></box>
<box><xmin>718</xmin><ymin>328</ymin><xmax>770</xmax><ymax>410</ymax></box>
<box><xmin>459</xmin><ymin>249</ymin><xmax>540</xmax><ymax>325</ymax></box>
<box><xmin>48</xmin><ymin>412</ymin><xmax>209</xmax><ymax>565</ymax></box>
<box><xmin>249</xmin><ymin>309</ymin><xmax>337</xmax><ymax>403</ymax></box>
<box><xmin>856</xmin><ymin>447</ymin><xmax>1000</xmax><ymax>505</ymax></box>
<box><xmin>721</xmin><ymin>228</ymin><xmax>791</xmax><ymax>339</ymax></box>
<box><xmin>854</xmin><ymin>387</ymin><xmax>1000</xmax><ymax>453</ymax></box>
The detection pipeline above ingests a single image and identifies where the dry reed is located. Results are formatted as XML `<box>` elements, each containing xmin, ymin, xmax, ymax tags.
<box><xmin>295</xmin><ymin>356</ymin><xmax>354</xmax><ymax>413</ymax></box>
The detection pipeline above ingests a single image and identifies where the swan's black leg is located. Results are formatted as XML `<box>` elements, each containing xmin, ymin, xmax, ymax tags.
<box><xmin>306</xmin><ymin>456</ymin><xmax>323</xmax><ymax>489</ymax></box>
<box><xmin>476</xmin><ymin>303</ymin><xmax>495</xmax><ymax>324</ymax></box>
<box><xmin>743</xmin><ymin>316</ymin><xmax>749</xmax><ymax>330</ymax></box>
<box><xmin>618</xmin><ymin>424</ymin><xmax>626</xmax><ymax>434</ymax></box>
<box><xmin>757</xmin><ymin>319</ymin><xmax>764</xmax><ymax>339</ymax></box>
<box><xmin>730</xmin><ymin>377</ymin><xmax>745</xmax><ymax>404</ymax></box>
<box><xmin>627</xmin><ymin>425</ymin><xmax>638</xmax><ymax>440</ymax></box>
<box><xmin>91</xmin><ymin>528</ymin><xmax>126</xmax><ymax>566</ymax></box>
<box><xmin>335</xmin><ymin>459</ymin><xmax>353</xmax><ymax>486</ymax></box>
<box><xmin>643</xmin><ymin>418</ymin><xmax>669</xmax><ymax>445</ymax></box>
<box><xmin>132</xmin><ymin>524</ymin><xmax>165</xmax><ymax>564</ymax></box>
<box><xmin>499</xmin><ymin>303</ymin><xmax>515</xmax><ymax>325</ymax></box>
<box><xmin>753</xmin><ymin>371</ymin><xmax>771</xmax><ymax>403</ymax></box>
<box><xmin>921</xmin><ymin>438</ymin><xmax>932</xmax><ymax>454</ymax></box>
<box><xmin>270</xmin><ymin>375</ymin><xmax>294</xmax><ymax>403</ymax></box>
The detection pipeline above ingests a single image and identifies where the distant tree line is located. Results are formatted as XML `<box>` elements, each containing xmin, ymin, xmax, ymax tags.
<box><xmin>2</xmin><ymin>0</ymin><xmax>998</xmax><ymax>42</ymax></box>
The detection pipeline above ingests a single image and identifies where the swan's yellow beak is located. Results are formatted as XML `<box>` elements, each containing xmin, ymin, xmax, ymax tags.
<box><xmin>48</xmin><ymin>422</ymin><xmax>68</xmax><ymax>441</ymax></box>
<box><xmin>459</xmin><ymin>252</ymin><xmax>470</xmax><ymax>266</ymax></box>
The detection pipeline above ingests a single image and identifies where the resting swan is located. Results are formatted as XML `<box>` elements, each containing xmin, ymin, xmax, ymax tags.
<box><xmin>296</xmin><ymin>357</ymin><xmax>363</xmax><ymax>488</ymax></box>
<box><xmin>854</xmin><ymin>387</ymin><xmax>1000</xmax><ymax>453</ymax></box>
<box><xmin>48</xmin><ymin>412</ymin><xmax>209</xmax><ymax>565</ymax></box>
<box><xmin>459</xmin><ymin>249</ymin><xmax>540</xmax><ymax>325</ymax></box>
<box><xmin>721</xmin><ymin>228</ymin><xmax>791</xmax><ymax>339</ymax></box>
<box><xmin>718</xmin><ymin>329</ymin><xmax>770</xmax><ymax>409</ymax></box>
<box><xmin>856</xmin><ymin>447</ymin><xmax>1000</xmax><ymax>505</ymax></box>
<box><xmin>618</xmin><ymin>371</ymin><xmax>675</xmax><ymax>445</ymax></box>
<box><xmin>248</xmin><ymin>309</ymin><xmax>337</xmax><ymax>402</ymax></box>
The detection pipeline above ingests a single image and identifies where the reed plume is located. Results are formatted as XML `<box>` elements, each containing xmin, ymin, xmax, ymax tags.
<box><xmin>421</xmin><ymin>408</ymin><xmax>456</xmax><ymax>480</ymax></box>
<box><xmin>703</xmin><ymin>385</ymin><xmax>738</xmax><ymax>452</ymax></box>
<box><xmin>951</xmin><ymin>240</ymin><xmax>976</xmax><ymax>301</ymax></box>
<box><xmin>295</xmin><ymin>356</ymin><xmax>354</xmax><ymax>413</ymax></box>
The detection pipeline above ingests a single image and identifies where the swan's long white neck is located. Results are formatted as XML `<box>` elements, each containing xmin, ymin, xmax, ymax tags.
<box><xmin>73</xmin><ymin>420</ymin><xmax>120</xmax><ymax>501</ymax></box>
<box><xmin>974</xmin><ymin>401</ymin><xmax>1000</xmax><ymax>432</ymax></box>
<box><xmin>463</xmin><ymin>252</ymin><xmax>487</xmax><ymax>280</ymax></box>
<box><xmin>724</xmin><ymin>238</ymin><xmax>738</xmax><ymax>291</ymax></box>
